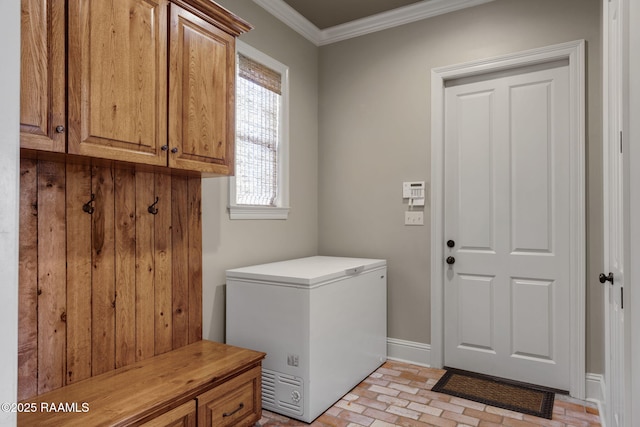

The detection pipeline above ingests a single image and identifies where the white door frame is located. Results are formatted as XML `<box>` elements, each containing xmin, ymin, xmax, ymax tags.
<box><xmin>603</xmin><ymin>0</ymin><xmax>625</xmax><ymax>424</ymax></box>
<box><xmin>430</xmin><ymin>40</ymin><xmax>586</xmax><ymax>398</ymax></box>
<box><xmin>623</xmin><ymin>1</ymin><xmax>640</xmax><ymax>425</ymax></box>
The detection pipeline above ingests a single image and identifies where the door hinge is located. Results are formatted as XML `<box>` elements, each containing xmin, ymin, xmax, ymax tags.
<box><xmin>621</xmin><ymin>287</ymin><xmax>624</xmax><ymax>309</ymax></box>
<box><xmin>620</xmin><ymin>131</ymin><xmax>623</xmax><ymax>153</ymax></box>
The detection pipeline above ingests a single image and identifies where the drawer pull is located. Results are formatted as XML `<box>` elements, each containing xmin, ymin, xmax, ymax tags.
<box><xmin>222</xmin><ymin>402</ymin><xmax>244</xmax><ymax>418</ymax></box>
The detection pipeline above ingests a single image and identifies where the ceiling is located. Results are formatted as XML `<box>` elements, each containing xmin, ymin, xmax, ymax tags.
<box><xmin>280</xmin><ymin>0</ymin><xmax>423</xmax><ymax>29</ymax></box>
<box><xmin>254</xmin><ymin>0</ymin><xmax>495</xmax><ymax>45</ymax></box>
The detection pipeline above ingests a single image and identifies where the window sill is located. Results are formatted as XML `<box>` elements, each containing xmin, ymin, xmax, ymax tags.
<box><xmin>228</xmin><ymin>205</ymin><xmax>290</xmax><ymax>220</ymax></box>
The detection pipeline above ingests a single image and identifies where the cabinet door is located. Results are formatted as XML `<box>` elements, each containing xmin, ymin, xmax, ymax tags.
<box><xmin>67</xmin><ymin>0</ymin><xmax>168</xmax><ymax>166</ymax></box>
<box><xmin>168</xmin><ymin>5</ymin><xmax>236</xmax><ymax>175</ymax></box>
<box><xmin>20</xmin><ymin>0</ymin><xmax>66</xmax><ymax>152</ymax></box>
<box><xmin>197</xmin><ymin>365</ymin><xmax>262</xmax><ymax>427</ymax></box>
<box><xmin>139</xmin><ymin>401</ymin><xmax>196</xmax><ymax>427</ymax></box>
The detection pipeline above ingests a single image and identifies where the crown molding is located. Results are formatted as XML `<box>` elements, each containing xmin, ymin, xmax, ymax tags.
<box><xmin>252</xmin><ymin>0</ymin><xmax>322</xmax><ymax>44</ymax></box>
<box><xmin>253</xmin><ymin>0</ymin><xmax>496</xmax><ymax>46</ymax></box>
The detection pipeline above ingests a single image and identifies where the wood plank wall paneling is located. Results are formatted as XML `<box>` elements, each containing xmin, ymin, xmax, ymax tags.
<box><xmin>171</xmin><ymin>177</ymin><xmax>189</xmax><ymax>349</ymax></box>
<box><xmin>66</xmin><ymin>163</ymin><xmax>93</xmax><ymax>384</ymax></box>
<box><xmin>37</xmin><ymin>161</ymin><xmax>67</xmax><ymax>394</ymax></box>
<box><xmin>114</xmin><ymin>168</ymin><xmax>136</xmax><ymax>369</ymax></box>
<box><xmin>188</xmin><ymin>178</ymin><xmax>203</xmax><ymax>344</ymax></box>
<box><xmin>17</xmin><ymin>158</ymin><xmax>204</xmax><ymax>401</ymax></box>
<box><xmin>92</xmin><ymin>166</ymin><xmax>117</xmax><ymax>375</ymax></box>
<box><xmin>135</xmin><ymin>171</ymin><xmax>156</xmax><ymax>362</ymax></box>
<box><xmin>18</xmin><ymin>159</ymin><xmax>38</xmax><ymax>399</ymax></box>
<box><xmin>154</xmin><ymin>173</ymin><xmax>173</xmax><ymax>355</ymax></box>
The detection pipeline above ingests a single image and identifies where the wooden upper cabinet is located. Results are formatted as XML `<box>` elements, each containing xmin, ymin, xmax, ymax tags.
<box><xmin>20</xmin><ymin>0</ymin><xmax>251</xmax><ymax>173</ymax></box>
<box><xmin>169</xmin><ymin>5</ymin><xmax>235</xmax><ymax>175</ymax></box>
<box><xmin>67</xmin><ymin>0</ymin><xmax>169</xmax><ymax>166</ymax></box>
<box><xmin>20</xmin><ymin>0</ymin><xmax>66</xmax><ymax>152</ymax></box>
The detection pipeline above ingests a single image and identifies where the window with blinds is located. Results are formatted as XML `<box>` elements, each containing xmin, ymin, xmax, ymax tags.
<box><xmin>230</xmin><ymin>41</ymin><xmax>289</xmax><ymax>220</ymax></box>
<box><xmin>235</xmin><ymin>54</ymin><xmax>281</xmax><ymax>206</ymax></box>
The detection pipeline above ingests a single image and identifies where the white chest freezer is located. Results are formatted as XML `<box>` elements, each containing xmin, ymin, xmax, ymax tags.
<box><xmin>226</xmin><ymin>256</ymin><xmax>387</xmax><ymax>423</ymax></box>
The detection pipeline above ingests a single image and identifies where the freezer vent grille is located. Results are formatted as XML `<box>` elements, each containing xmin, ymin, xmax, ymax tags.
<box><xmin>279</xmin><ymin>400</ymin><xmax>301</xmax><ymax>412</ymax></box>
<box><xmin>261</xmin><ymin>369</ymin><xmax>304</xmax><ymax>416</ymax></box>
<box><xmin>262</xmin><ymin>370</ymin><xmax>277</xmax><ymax>406</ymax></box>
<box><xmin>279</xmin><ymin>375</ymin><xmax>301</xmax><ymax>387</ymax></box>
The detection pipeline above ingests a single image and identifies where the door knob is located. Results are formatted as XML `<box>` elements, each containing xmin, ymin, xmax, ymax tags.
<box><xmin>599</xmin><ymin>272</ymin><xmax>614</xmax><ymax>285</ymax></box>
<box><xmin>446</xmin><ymin>256</ymin><xmax>455</xmax><ymax>265</ymax></box>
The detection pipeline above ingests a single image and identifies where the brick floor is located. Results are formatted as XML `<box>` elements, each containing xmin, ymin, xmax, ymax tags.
<box><xmin>255</xmin><ymin>360</ymin><xmax>602</xmax><ymax>427</ymax></box>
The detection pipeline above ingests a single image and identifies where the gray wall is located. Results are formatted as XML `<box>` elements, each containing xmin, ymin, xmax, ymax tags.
<box><xmin>317</xmin><ymin>0</ymin><xmax>604</xmax><ymax>373</ymax></box>
<box><xmin>201</xmin><ymin>0</ymin><xmax>604</xmax><ymax>374</ymax></box>
<box><xmin>0</xmin><ymin>0</ymin><xmax>20</xmax><ymax>424</ymax></box>
<box><xmin>202</xmin><ymin>0</ymin><xmax>319</xmax><ymax>342</ymax></box>
<box><xmin>0</xmin><ymin>0</ymin><xmax>606</xmax><ymax>412</ymax></box>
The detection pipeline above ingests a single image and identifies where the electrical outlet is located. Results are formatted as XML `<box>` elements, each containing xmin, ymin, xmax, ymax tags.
<box><xmin>405</xmin><ymin>211</ymin><xmax>424</xmax><ymax>226</ymax></box>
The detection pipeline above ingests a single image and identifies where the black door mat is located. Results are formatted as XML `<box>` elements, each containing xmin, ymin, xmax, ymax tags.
<box><xmin>431</xmin><ymin>368</ymin><xmax>559</xmax><ymax>420</ymax></box>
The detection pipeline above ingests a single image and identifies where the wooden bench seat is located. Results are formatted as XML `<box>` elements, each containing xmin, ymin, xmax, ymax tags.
<box><xmin>18</xmin><ymin>340</ymin><xmax>265</xmax><ymax>426</ymax></box>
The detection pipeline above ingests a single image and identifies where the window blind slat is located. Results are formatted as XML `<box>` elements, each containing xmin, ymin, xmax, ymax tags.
<box><xmin>235</xmin><ymin>55</ymin><xmax>281</xmax><ymax>207</ymax></box>
<box><xmin>238</xmin><ymin>54</ymin><xmax>282</xmax><ymax>95</ymax></box>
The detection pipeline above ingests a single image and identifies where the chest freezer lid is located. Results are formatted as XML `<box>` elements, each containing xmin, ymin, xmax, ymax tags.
<box><xmin>226</xmin><ymin>256</ymin><xmax>386</xmax><ymax>286</ymax></box>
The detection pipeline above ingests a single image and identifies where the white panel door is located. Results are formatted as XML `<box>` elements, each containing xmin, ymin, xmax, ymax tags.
<box><xmin>443</xmin><ymin>63</ymin><xmax>571</xmax><ymax>390</ymax></box>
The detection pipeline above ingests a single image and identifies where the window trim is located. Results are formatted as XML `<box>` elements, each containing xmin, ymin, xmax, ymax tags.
<box><xmin>229</xmin><ymin>40</ymin><xmax>290</xmax><ymax>220</ymax></box>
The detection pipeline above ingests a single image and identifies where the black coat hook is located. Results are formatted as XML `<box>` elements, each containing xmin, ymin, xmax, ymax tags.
<box><xmin>83</xmin><ymin>194</ymin><xmax>95</xmax><ymax>215</ymax></box>
<box><xmin>148</xmin><ymin>197</ymin><xmax>159</xmax><ymax>215</ymax></box>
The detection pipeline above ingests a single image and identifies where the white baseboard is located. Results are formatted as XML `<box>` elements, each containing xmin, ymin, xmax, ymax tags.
<box><xmin>585</xmin><ymin>372</ymin><xmax>606</xmax><ymax>427</ymax></box>
<box><xmin>386</xmin><ymin>338</ymin><xmax>431</xmax><ymax>367</ymax></box>
<box><xmin>585</xmin><ymin>372</ymin><xmax>605</xmax><ymax>403</ymax></box>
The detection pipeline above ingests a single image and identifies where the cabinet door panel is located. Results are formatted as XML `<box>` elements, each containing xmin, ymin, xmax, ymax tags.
<box><xmin>20</xmin><ymin>0</ymin><xmax>65</xmax><ymax>152</ymax></box>
<box><xmin>169</xmin><ymin>5</ymin><xmax>235</xmax><ymax>174</ymax></box>
<box><xmin>68</xmin><ymin>0</ymin><xmax>168</xmax><ymax>165</ymax></box>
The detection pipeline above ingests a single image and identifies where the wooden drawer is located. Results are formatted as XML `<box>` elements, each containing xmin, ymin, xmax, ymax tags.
<box><xmin>197</xmin><ymin>365</ymin><xmax>262</xmax><ymax>427</ymax></box>
<box><xmin>139</xmin><ymin>401</ymin><xmax>196</xmax><ymax>427</ymax></box>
